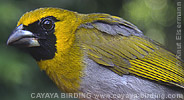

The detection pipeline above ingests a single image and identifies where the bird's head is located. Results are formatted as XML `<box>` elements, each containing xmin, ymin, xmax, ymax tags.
<box><xmin>7</xmin><ymin>8</ymin><xmax>85</xmax><ymax>92</ymax></box>
<box><xmin>7</xmin><ymin>8</ymin><xmax>78</xmax><ymax>61</ymax></box>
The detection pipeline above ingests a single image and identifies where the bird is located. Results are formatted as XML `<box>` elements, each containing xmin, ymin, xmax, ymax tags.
<box><xmin>7</xmin><ymin>8</ymin><xmax>184</xmax><ymax>100</ymax></box>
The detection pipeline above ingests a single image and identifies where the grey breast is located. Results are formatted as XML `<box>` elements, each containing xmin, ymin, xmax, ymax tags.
<box><xmin>79</xmin><ymin>57</ymin><xmax>184</xmax><ymax>100</ymax></box>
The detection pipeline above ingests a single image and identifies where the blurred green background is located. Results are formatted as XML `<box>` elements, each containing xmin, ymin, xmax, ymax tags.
<box><xmin>0</xmin><ymin>0</ymin><xmax>183</xmax><ymax>100</ymax></box>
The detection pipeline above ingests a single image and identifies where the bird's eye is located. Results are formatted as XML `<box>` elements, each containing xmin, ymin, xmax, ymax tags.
<box><xmin>41</xmin><ymin>19</ymin><xmax>54</xmax><ymax>31</ymax></box>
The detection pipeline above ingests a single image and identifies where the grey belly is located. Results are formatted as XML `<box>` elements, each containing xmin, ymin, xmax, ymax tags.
<box><xmin>79</xmin><ymin>57</ymin><xmax>184</xmax><ymax>100</ymax></box>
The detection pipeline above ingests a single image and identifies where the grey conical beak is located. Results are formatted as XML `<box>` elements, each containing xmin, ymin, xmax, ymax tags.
<box><xmin>7</xmin><ymin>24</ymin><xmax>40</xmax><ymax>47</ymax></box>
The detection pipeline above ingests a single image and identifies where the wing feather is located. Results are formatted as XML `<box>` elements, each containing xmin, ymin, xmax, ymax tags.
<box><xmin>76</xmin><ymin>14</ymin><xmax>184</xmax><ymax>88</ymax></box>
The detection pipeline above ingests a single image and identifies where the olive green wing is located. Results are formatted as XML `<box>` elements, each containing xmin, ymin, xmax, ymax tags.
<box><xmin>75</xmin><ymin>14</ymin><xmax>184</xmax><ymax>88</ymax></box>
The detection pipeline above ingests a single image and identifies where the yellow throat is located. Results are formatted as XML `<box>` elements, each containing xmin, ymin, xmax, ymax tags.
<box><xmin>19</xmin><ymin>8</ymin><xmax>85</xmax><ymax>92</ymax></box>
